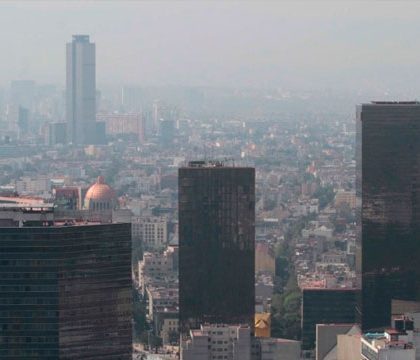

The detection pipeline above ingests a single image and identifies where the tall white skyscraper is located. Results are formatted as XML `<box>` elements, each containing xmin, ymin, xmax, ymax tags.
<box><xmin>66</xmin><ymin>35</ymin><xmax>96</xmax><ymax>145</ymax></box>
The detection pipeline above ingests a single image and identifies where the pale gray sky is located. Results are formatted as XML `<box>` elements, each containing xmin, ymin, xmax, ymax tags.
<box><xmin>1</xmin><ymin>1</ymin><xmax>420</xmax><ymax>91</ymax></box>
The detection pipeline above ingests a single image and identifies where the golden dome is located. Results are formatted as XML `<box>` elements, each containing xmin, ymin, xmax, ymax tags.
<box><xmin>85</xmin><ymin>176</ymin><xmax>116</xmax><ymax>202</ymax></box>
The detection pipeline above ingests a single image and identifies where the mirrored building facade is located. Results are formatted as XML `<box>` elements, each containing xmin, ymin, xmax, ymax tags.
<box><xmin>0</xmin><ymin>208</ymin><xmax>132</xmax><ymax>359</ymax></box>
<box><xmin>357</xmin><ymin>102</ymin><xmax>420</xmax><ymax>331</ymax></box>
<box><xmin>179</xmin><ymin>162</ymin><xmax>255</xmax><ymax>336</ymax></box>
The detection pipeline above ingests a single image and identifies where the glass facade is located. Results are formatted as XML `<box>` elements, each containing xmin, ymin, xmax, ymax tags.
<box><xmin>179</xmin><ymin>165</ymin><xmax>255</xmax><ymax>336</ymax></box>
<box><xmin>301</xmin><ymin>288</ymin><xmax>357</xmax><ymax>350</ymax></box>
<box><xmin>0</xmin><ymin>223</ymin><xmax>132</xmax><ymax>359</ymax></box>
<box><xmin>357</xmin><ymin>102</ymin><xmax>420</xmax><ymax>331</ymax></box>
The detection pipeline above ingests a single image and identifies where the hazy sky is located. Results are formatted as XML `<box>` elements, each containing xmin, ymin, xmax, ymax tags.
<box><xmin>1</xmin><ymin>1</ymin><xmax>420</xmax><ymax>92</ymax></box>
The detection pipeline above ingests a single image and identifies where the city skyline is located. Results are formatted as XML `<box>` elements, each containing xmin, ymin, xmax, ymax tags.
<box><xmin>1</xmin><ymin>2</ymin><xmax>420</xmax><ymax>359</ymax></box>
<box><xmin>0</xmin><ymin>2</ymin><xmax>420</xmax><ymax>94</ymax></box>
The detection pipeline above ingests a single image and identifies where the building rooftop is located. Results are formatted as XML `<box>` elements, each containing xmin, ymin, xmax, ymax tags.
<box><xmin>85</xmin><ymin>176</ymin><xmax>116</xmax><ymax>202</ymax></box>
<box><xmin>187</xmin><ymin>160</ymin><xmax>234</xmax><ymax>168</ymax></box>
<box><xmin>72</xmin><ymin>34</ymin><xmax>90</xmax><ymax>42</ymax></box>
<box><xmin>369</xmin><ymin>101</ymin><xmax>420</xmax><ymax>105</ymax></box>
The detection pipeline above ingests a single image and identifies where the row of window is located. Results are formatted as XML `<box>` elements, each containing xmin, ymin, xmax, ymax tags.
<box><xmin>0</xmin><ymin>285</ymin><xmax>57</xmax><ymax>292</ymax></box>
<box><xmin>2</xmin><ymin>323</ymin><xmax>58</xmax><ymax>331</ymax></box>
<box><xmin>0</xmin><ymin>310</ymin><xmax>58</xmax><ymax>317</ymax></box>
<box><xmin>0</xmin><ymin>336</ymin><xmax>58</xmax><ymax>344</ymax></box>
<box><xmin>0</xmin><ymin>298</ymin><xmax>58</xmax><ymax>305</ymax></box>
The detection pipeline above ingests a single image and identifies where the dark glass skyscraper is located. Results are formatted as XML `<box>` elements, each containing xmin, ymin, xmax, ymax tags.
<box><xmin>301</xmin><ymin>288</ymin><xmax>357</xmax><ymax>350</ymax></box>
<box><xmin>0</xmin><ymin>208</ymin><xmax>132</xmax><ymax>359</ymax></box>
<box><xmin>357</xmin><ymin>102</ymin><xmax>420</xmax><ymax>331</ymax></box>
<box><xmin>179</xmin><ymin>161</ymin><xmax>255</xmax><ymax>335</ymax></box>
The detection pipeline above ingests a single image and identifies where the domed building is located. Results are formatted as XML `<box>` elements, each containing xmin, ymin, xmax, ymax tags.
<box><xmin>84</xmin><ymin>176</ymin><xmax>117</xmax><ymax>211</ymax></box>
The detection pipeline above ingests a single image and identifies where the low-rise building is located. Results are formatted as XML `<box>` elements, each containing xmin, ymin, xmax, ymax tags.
<box><xmin>361</xmin><ymin>330</ymin><xmax>415</xmax><ymax>360</ymax></box>
<box><xmin>181</xmin><ymin>324</ymin><xmax>251</xmax><ymax>360</ymax></box>
<box><xmin>133</xmin><ymin>216</ymin><xmax>167</xmax><ymax>250</ymax></box>
<box><xmin>139</xmin><ymin>246</ymin><xmax>178</xmax><ymax>295</ymax></box>
<box><xmin>255</xmin><ymin>337</ymin><xmax>301</xmax><ymax>360</ymax></box>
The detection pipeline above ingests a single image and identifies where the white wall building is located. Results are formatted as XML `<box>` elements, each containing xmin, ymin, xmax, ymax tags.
<box><xmin>181</xmin><ymin>324</ymin><xmax>251</xmax><ymax>360</ymax></box>
<box><xmin>161</xmin><ymin>318</ymin><xmax>179</xmax><ymax>345</ymax></box>
<box><xmin>257</xmin><ymin>338</ymin><xmax>301</xmax><ymax>360</ymax></box>
<box><xmin>139</xmin><ymin>246</ymin><xmax>178</xmax><ymax>294</ymax></box>
<box><xmin>132</xmin><ymin>216</ymin><xmax>167</xmax><ymax>250</ymax></box>
<box><xmin>361</xmin><ymin>330</ymin><xmax>415</xmax><ymax>360</ymax></box>
<box><xmin>15</xmin><ymin>176</ymin><xmax>51</xmax><ymax>195</ymax></box>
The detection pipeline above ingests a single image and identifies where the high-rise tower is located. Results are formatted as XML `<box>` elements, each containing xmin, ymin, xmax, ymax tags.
<box><xmin>179</xmin><ymin>161</ymin><xmax>255</xmax><ymax>336</ymax></box>
<box><xmin>0</xmin><ymin>205</ymin><xmax>132</xmax><ymax>359</ymax></box>
<box><xmin>66</xmin><ymin>35</ymin><xmax>96</xmax><ymax>145</ymax></box>
<box><xmin>357</xmin><ymin>101</ymin><xmax>420</xmax><ymax>330</ymax></box>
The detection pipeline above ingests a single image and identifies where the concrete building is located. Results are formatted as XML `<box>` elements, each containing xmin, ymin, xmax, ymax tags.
<box><xmin>66</xmin><ymin>35</ymin><xmax>96</xmax><ymax>145</ymax></box>
<box><xmin>254</xmin><ymin>337</ymin><xmax>301</xmax><ymax>360</ymax></box>
<box><xmin>181</xmin><ymin>324</ymin><xmax>252</xmax><ymax>360</ymax></box>
<box><xmin>337</xmin><ymin>332</ymin><xmax>363</xmax><ymax>360</ymax></box>
<box><xmin>301</xmin><ymin>288</ymin><xmax>357</xmax><ymax>350</ymax></box>
<box><xmin>160</xmin><ymin>316</ymin><xmax>179</xmax><ymax>345</ymax></box>
<box><xmin>133</xmin><ymin>216</ymin><xmax>168</xmax><ymax>250</ymax></box>
<box><xmin>139</xmin><ymin>246</ymin><xmax>178</xmax><ymax>295</ymax></box>
<box><xmin>15</xmin><ymin>176</ymin><xmax>51</xmax><ymax>195</ymax></box>
<box><xmin>361</xmin><ymin>330</ymin><xmax>415</xmax><ymax>360</ymax></box>
<box><xmin>96</xmin><ymin>112</ymin><xmax>145</xmax><ymax>142</ymax></box>
<box><xmin>316</xmin><ymin>324</ymin><xmax>360</xmax><ymax>360</ymax></box>
<box><xmin>53</xmin><ymin>186</ymin><xmax>84</xmax><ymax>210</ymax></box>
<box><xmin>147</xmin><ymin>287</ymin><xmax>179</xmax><ymax>321</ymax></box>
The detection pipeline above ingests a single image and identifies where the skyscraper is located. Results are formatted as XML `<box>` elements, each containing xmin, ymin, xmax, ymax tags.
<box><xmin>179</xmin><ymin>161</ymin><xmax>255</xmax><ymax>335</ymax></box>
<box><xmin>357</xmin><ymin>101</ymin><xmax>420</xmax><ymax>330</ymax></box>
<box><xmin>0</xmin><ymin>205</ymin><xmax>132</xmax><ymax>359</ymax></box>
<box><xmin>66</xmin><ymin>35</ymin><xmax>96</xmax><ymax>145</ymax></box>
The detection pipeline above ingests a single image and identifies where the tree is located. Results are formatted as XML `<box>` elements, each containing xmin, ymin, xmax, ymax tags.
<box><xmin>149</xmin><ymin>335</ymin><xmax>163</xmax><ymax>353</ymax></box>
<box><xmin>314</xmin><ymin>184</ymin><xmax>335</xmax><ymax>209</ymax></box>
<box><xmin>133</xmin><ymin>290</ymin><xmax>147</xmax><ymax>340</ymax></box>
<box><xmin>168</xmin><ymin>330</ymin><xmax>179</xmax><ymax>345</ymax></box>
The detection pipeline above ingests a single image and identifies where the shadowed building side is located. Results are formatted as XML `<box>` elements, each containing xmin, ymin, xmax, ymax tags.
<box><xmin>0</xmin><ymin>210</ymin><xmax>132</xmax><ymax>359</ymax></box>
<box><xmin>179</xmin><ymin>162</ymin><xmax>255</xmax><ymax>336</ymax></box>
<box><xmin>357</xmin><ymin>102</ymin><xmax>420</xmax><ymax>331</ymax></box>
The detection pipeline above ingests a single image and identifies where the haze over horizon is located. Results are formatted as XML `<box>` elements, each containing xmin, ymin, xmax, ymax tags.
<box><xmin>2</xmin><ymin>1</ymin><xmax>420</xmax><ymax>95</ymax></box>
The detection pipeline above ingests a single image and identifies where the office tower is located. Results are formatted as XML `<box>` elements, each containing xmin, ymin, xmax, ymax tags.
<box><xmin>179</xmin><ymin>161</ymin><xmax>255</xmax><ymax>335</ymax></box>
<box><xmin>301</xmin><ymin>288</ymin><xmax>357</xmax><ymax>350</ymax></box>
<box><xmin>66</xmin><ymin>35</ymin><xmax>96</xmax><ymax>145</ymax></box>
<box><xmin>159</xmin><ymin>119</ymin><xmax>175</xmax><ymax>146</ymax></box>
<box><xmin>48</xmin><ymin>122</ymin><xmax>66</xmax><ymax>146</ymax></box>
<box><xmin>357</xmin><ymin>101</ymin><xmax>420</xmax><ymax>331</ymax></box>
<box><xmin>132</xmin><ymin>216</ymin><xmax>168</xmax><ymax>251</ymax></box>
<box><xmin>0</xmin><ymin>205</ymin><xmax>132</xmax><ymax>359</ymax></box>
